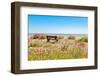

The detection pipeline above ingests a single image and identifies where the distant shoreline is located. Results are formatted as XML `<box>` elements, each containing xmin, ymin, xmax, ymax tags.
<box><xmin>28</xmin><ymin>33</ymin><xmax>88</xmax><ymax>38</ymax></box>
<box><xmin>28</xmin><ymin>33</ymin><xmax>88</xmax><ymax>35</ymax></box>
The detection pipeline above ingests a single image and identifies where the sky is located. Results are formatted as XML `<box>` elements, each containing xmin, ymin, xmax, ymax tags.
<box><xmin>28</xmin><ymin>15</ymin><xmax>88</xmax><ymax>34</ymax></box>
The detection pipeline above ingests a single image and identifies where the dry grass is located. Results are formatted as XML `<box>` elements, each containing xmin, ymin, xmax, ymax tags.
<box><xmin>28</xmin><ymin>35</ymin><xmax>88</xmax><ymax>61</ymax></box>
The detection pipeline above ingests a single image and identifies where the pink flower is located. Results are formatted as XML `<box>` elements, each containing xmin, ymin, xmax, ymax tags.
<box><xmin>76</xmin><ymin>43</ymin><xmax>86</xmax><ymax>50</ymax></box>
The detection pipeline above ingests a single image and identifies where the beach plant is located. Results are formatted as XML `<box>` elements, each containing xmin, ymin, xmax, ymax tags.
<box><xmin>68</xmin><ymin>36</ymin><xmax>75</xmax><ymax>40</ymax></box>
<box><xmin>79</xmin><ymin>37</ymin><xmax>88</xmax><ymax>42</ymax></box>
<box><xmin>33</xmin><ymin>34</ymin><xmax>39</xmax><ymax>39</ymax></box>
<box><xmin>39</xmin><ymin>34</ymin><xmax>46</xmax><ymax>39</ymax></box>
<box><xmin>32</xmin><ymin>34</ymin><xmax>46</xmax><ymax>39</ymax></box>
<box><xmin>28</xmin><ymin>35</ymin><xmax>88</xmax><ymax>60</ymax></box>
<box><xmin>29</xmin><ymin>41</ymin><xmax>42</xmax><ymax>47</ymax></box>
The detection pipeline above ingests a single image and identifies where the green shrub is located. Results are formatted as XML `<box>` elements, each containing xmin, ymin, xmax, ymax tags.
<box><xmin>33</xmin><ymin>34</ymin><xmax>39</xmax><ymax>39</ymax></box>
<box><xmin>39</xmin><ymin>34</ymin><xmax>46</xmax><ymax>39</ymax></box>
<box><xmin>30</xmin><ymin>42</ymin><xmax>41</xmax><ymax>47</ymax></box>
<box><xmin>33</xmin><ymin>34</ymin><xmax>46</xmax><ymax>39</ymax></box>
<box><xmin>68</xmin><ymin>36</ymin><xmax>75</xmax><ymax>40</ymax></box>
<box><xmin>79</xmin><ymin>37</ymin><xmax>88</xmax><ymax>42</ymax></box>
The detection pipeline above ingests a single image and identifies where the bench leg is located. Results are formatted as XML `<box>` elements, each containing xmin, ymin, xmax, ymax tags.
<box><xmin>47</xmin><ymin>39</ymin><xmax>49</xmax><ymax>42</ymax></box>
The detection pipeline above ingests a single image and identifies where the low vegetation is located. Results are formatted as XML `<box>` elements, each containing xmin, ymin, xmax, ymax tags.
<box><xmin>68</xmin><ymin>36</ymin><xmax>76</xmax><ymax>40</ymax></box>
<box><xmin>32</xmin><ymin>34</ymin><xmax>46</xmax><ymax>39</ymax></box>
<box><xmin>28</xmin><ymin>34</ymin><xmax>88</xmax><ymax>60</ymax></box>
<box><xmin>79</xmin><ymin>37</ymin><xmax>88</xmax><ymax>42</ymax></box>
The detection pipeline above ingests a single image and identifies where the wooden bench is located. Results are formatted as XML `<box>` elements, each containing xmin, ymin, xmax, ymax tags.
<box><xmin>46</xmin><ymin>35</ymin><xmax>58</xmax><ymax>42</ymax></box>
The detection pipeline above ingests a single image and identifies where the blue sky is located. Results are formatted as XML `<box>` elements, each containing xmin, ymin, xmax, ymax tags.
<box><xmin>28</xmin><ymin>15</ymin><xmax>88</xmax><ymax>34</ymax></box>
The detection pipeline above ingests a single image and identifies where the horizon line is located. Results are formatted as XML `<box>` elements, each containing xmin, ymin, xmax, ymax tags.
<box><xmin>28</xmin><ymin>33</ymin><xmax>88</xmax><ymax>34</ymax></box>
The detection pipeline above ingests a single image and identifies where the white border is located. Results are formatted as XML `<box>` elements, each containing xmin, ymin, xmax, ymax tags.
<box><xmin>20</xmin><ymin>6</ymin><xmax>95</xmax><ymax>70</ymax></box>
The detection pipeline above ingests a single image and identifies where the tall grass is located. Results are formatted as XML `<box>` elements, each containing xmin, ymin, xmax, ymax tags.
<box><xmin>79</xmin><ymin>37</ymin><xmax>88</xmax><ymax>42</ymax></box>
<box><xmin>28</xmin><ymin>35</ymin><xmax>88</xmax><ymax>60</ymax></box>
